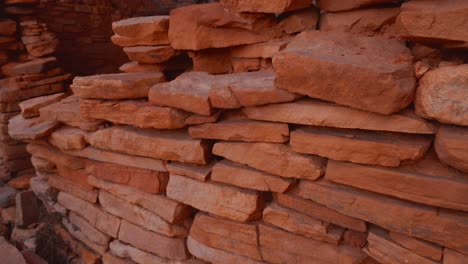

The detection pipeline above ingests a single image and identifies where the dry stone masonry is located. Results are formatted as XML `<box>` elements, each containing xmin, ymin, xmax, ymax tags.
<box><xmin>1</xmin><ymin>0</ymin><xmax>468</xmax><ymax>263</ymax></box>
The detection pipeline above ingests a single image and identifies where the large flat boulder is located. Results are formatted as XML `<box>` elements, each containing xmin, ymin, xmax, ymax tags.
<box><xmin>415</xmin><ymin>65</ymin><xmax>468</xmax><ymax>126</ymax></box>
<box><xmin>86</xmin><ymin>126</ymin><xmax>211</xmax><ymax>164</ymax></box>
<box><xmin>273</xmin><ymin>31</ymin><xmax>415</xmax><ymax>114</ymax></box>
<box><xmin>244</xmin><ymin>99</ymin><xmax>436</xmax><ymax>134</ymax></box>
<box><xmin>111</xmin><ymin>16</ymin><xmax>169</xmax><ymax>47</ymax></box>
<box><xmin>168</xmin><ymin>3</ymin><xmax>280</xmax><ymax>50</ymax></box>
<box><xmin>291</xmin><ymin>126</ymin><xmax>432</xmax><ymax>167</ymax></box>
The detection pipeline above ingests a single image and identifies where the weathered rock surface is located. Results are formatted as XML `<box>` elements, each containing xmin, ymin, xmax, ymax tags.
<box><xmin>263</xmin><ymin>202</ymin><xmax>343</xmax><ymax>244</ymax></box>
<box><xmin>169</xmin><ymin>3</ymin><xmax>280</xmax><ymax>50</ymax></box>
<box><xmin>295</xmin><ymin>180</ymin><xmax>468</xmax><ymax>253</ymax></box>
<box><xmin>58</xmin><ymin>192</ymin><xmax>121</xmax><ymax>237</ymax></box>
<box><xmin>221</xmin><ymin>0</ymin><xmax>311</xmax><ymax>13</ymax></box>
<box><xmin>320</xmin><ymin>7</ymin><xmax>400</xmax><ymax>36</ymax></box>
<box><xmin>317</xmin><ymin>0</ymin><xmax>398</xmax><ymax>12</ymax></box>
<box><xmin>167</xmin><ymin>174</ymin><xmax>262</xmax><ymax>221</ymax></box>
<box><xmin>19</xmin><ymin>93</ymin><xmax>66</xmax><ymax>118</ymax></box>
<box><xmin>211</xmin><ymin>159</ymin><xmax>293</xmax><ymax>192</ymax></box>
<box><xmin>398</xmin><ymin>0</ymin><xmax>468</xmax><ymax>48</ymax></box>
<box><xmin>86</xmin><ymin>160</ymin><xmax>168</xmax><ymax>194</ymax></box>
<box><xmin>213</xmin><ymin>142</ymin><xmax>325</xmax><ymax>180</ymax></box>
<box><xmin>187</xmin><ymin>236</ymin><xmax>261</xmax><ymax>264</ymax></box>
<box><xmin>190</xmin><ymin>213</ymin><xmax>261</xmax><ymax>260</ymax></box>
<box><xmin>118</xmin><ymin>220</ymin><xmax>189</xmax><ymax>260</ymax></box>
<box><xmin>39</xmin><ymin>95</ymin><xmax>103</xmax><ymax>131</ymax></box>
<box><xmin>291</xmin><ymin>126</ymin><xmax>432</xmax><ymax>167</ymax></box>
<box><xmin>366</xmin><ymin>227</ymin><xmax>438</xmax><ymax>264</ymax></box>
<box><xmin>444</xmin><ymin>248</ymin><xmax>468</xmax><ymax>264</ymax></box>
<box><xmin>0</xmin><ymin>237</ymin><xmax>27</xmax><ymax>264</ymax></box>
<box><xmin>273</xmin><ymin>31</ymin><xmax>415</xmax><ymax>114</ymax></box>
<box><xmin>123</xmin><ymin>45</ymin><xmax>177</xmax><ymax>64</ymax></box>
<box><xmin>435</xmin><ymin>125</ymin><xmax>468</xmax><ymax>172</ymax></box>
<box><xmin>275</xmin><ymin>193</ymin><xmax>367</xmax><ymax>232</ymax></box>
<box><xmin>166</xmin><ymin>161</ymin><xmax>215</xmax><ymax>182</ymax></box>
<box><xmin>12</xmin><ymin>57</ymin><xmax>57</xmax><ymax>75</ymax></box>
<box><xmin>72</xmin><ymin>72</ymin><xmax>165</xmax><ymax>99</ymax></box>
<box><xmin>189</xmin><ymin>120</ymin><xmax>289</xmax><ymax>143</ymax></box>
<box><xmin>88</xmin><ymin>175</ymin><xmax>190</xmax><ymax>223</ymax></box>
<box><xmin>48</xmin><ymin>126</ymin><xmax>88</xmax><ymax>150</ymax></box>
<box><xmin>415</xmin><ymin>65</ymin><xmax>468</xmax><ymax>126</ymax></box>
<box><xmin>111</xmin><ymin>16</ymin><xmax>169</xmax><ymax>47</ymax></box>
<box><xmin>49</xmin><ymin>175</ymin><xmax>98</xmax><ymax>203</ymax></box>
<box><xmin>325</xmin><ymin>152</ymin><xmax>468</xmax><ymax>211</ymax></box>
<box><xmin>259</xmin><ymin>224</ymin><xmax>366</xmax><ymax>263</ymax></box>
<box><xmin>8</xmin><ymin>115</ymin><xmax>59</xmax><ymax>141</ymax></box>
<box><xmin>149</xmin><ymin>72</ymin><xmax>214</xmax><ymax>116</ymax></box>
<box><xmin>389</xmin><ymin>231</ymin><xmax>443</xmax><ymax>261</ymax></box>
<box><xmin>244</xmin><ymin>99</ymin><xmax>436</xmax><ymax>134</ymax></box>
<box><xmin>279</xmin><ymin>7</ymin><xmax>319</xmax><ymax>34</ymax></box>
<box><xmin>99</xmin><ymin>191</ymin><xmax>188</xmax><ymax>237</ymax></box>
<box><xmin>81</xmin><ymin>99</ymin><xmax>189</xmax><ymax>129</ymax></box>
<box><xmin>87</xmin><ymin>126</ymin><xmax>211</xmax><ymax>164</ymax></box>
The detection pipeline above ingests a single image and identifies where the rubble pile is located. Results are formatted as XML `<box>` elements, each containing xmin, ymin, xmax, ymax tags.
<box><xmin>5</xmin><ymin>0</ymin><xmax>468</xmax><ymax>263</ymax></box>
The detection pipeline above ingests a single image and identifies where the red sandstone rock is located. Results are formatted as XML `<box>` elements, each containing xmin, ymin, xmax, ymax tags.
<box><xmin>64</xmin><ymin>146</ymin><xmax>167</xmax><ymax>172</ymax></box>
<box><xmin>48</xmin><ymin>126</ymin><xmax>88</xmax><ymax>150</ymax></box>
<box><xmin>167</xmin><ymin>174</ymin><xmax>262</xmax><ymax>221</ymax></box>
<box><xmin>123</xmin><ymin>46</ymin><xmax>177</xmax><ymax>64</ymax></box>
<box><xmin>231</xmin><ymin>58</ymin><xmax>261</xmax><ymax>72</ymax></box>
<box><xmin>86</xmin><ymin>160</ymin><xmax>168</xmax><ymax>194</ymax></box>
<box><xmin>415</xmin><ymin>65</ymin><xmax>468</xmax><ymax>126</ymax></box>
<box><xmin>366</xmin><ymin>227</ymin><xmax>438</xmax><ymax>264</ymax></box>
<box><xmin>398</xmin><ymin>0</ymin><xmax>468</xmax><ymax>48</ymax></box>
<box><xmin>8</xmin><ymin>115</ymin><xmax>59</xmax><ymax>141</ymax></box>
<box><xmin>39</xmin><ymin>96</ymin><xmax>103</xmax><ymax>131</ymax></box>
<box><xmin>72</xmin><ymin>72</ymin><xmax>165</xmax><ymax>99</ymax></box>
<box><xmin>210</xmin><ymin>71</ymin><xmax>298</xmax><ymax>109</ymax></box>
<box><xmin>0</xmin><ymin>83</ymin><xmax>64</xmax><ymax>103</ymax></box>
<box><xmin>231</xmin><ymin>38</ymin><xmax>291</xmax><ymax>59</ymax></box>
<box><xmin>188</xmin><ymin>49</ymin><xmax>232</xmax><ymax>74</ymax></box>
<box><xmin>444</xmin><ymin>248</ymin><xmax>468</xmax><ymax>264</ymax></box>
<box><xmin>99</xmin><ymin>191</ymin><xmax>187</xmax><ymax>237</ymax></box>
<box><xmin>317</xmin><ymin>0</ymin><xmax>397</xmax><ymax>12</ymax></box>
<box><xmin>187</xmin><ymin>236</ymin><xmax>261</xmax><ymax>264</ymax></box>
<box><xmin>221</xmin><ymin>0</ymin><xmax>311</xmax><ymax>13</ymax></box>
<box><xmin>168</xmin><ymin>3</ymin><xmax>280</xmax><ymax>50</ymax></box>
<box><xmin>7</xmin><ymin>174</ymin><xmax>33</xmax><ymax>189</ymax></box>
<box><xmin>325</xmin><ymin>152</ymin><xmax>468</xmax><ymax>212</ymax></box>
<box><xmin>49</xmin><ymin>175</ymin><xmax>97</xmax><ymax>203</ymax></box>
<box><xmin>112</xmin><ymin>16</ymin><xmax>169</xmax><ymax>47</ymax></box>
<box><xmin>88</xmin><ymin>175</ymin><xmax>190</xmax><ymax>223</ymax></box>
<box><xmin>211</xmin><ymin>159</ymin><xmax>293</xmax><ymax>192</ymax></box>
<box><xmin>435</xmin><ymin>125</ymin><xmax>468</xmax><ymax>173</ymax></box>
<box><xmin>0</xmin><ymin>19</ymin><xmax>16</xmax><ymax>36</ymax></box>
<box><xmin>189</xmin><ymin>120</ymin><xmax>289</xmax><ymax>143</ymax></box>
<box><xmin>19</xmin><ymin>93</ymin><xmax>67</xmax><ymax>118</ymax></box>
<box><xmin>12</xmin><ymin>57</ymin><xmax>58</xmax><ymax>75</ymax></box>
<box><xmin>279</xmin><ymin>7</ymin><xmax>319</xmax><ymax>34</ymax></box>
<box><xmin>80</xmin><ymin>99</ymin><xmax>188</xmax><ymax>130</ymax></box>
<box><xmin>213</xmin><ymin>142</ymin><xmax>325</xmax><ymax>180</ymax></box>
<box><xmin>0</xmin><ymin>237</ymin><xmax>27</xmax><ymax>264</ymax></box>
<box><xmin>54</xmin><ymin>225</ymin><xmax>101</xmax><ymax>264</ymax></box>
<box><xmin>27</xmin><ymin>142</ymin><xmax>85</xmax><ymax>169</ymax></box>
<box><xmin>275</xmin><ymin>193</ymin><xmax>367</xmax><ymax>232</ymax></box>
<box><xmin>119</xmin><ymin>62</ymin><xmax>166</xmax><ymax>73</ymax></box>
<box><xmin>149</xmin><ymin>72</ymin><xmax>215</xmax><ymax>115</ymax></box>
<box><xmin>190</xmin><ymin>213</ymin><xmax>261</xmax><ymax>260</ymax></box>
<box><xmin>118</xmin><ymin>220</ymin><xmax>189</xmax><ymax>260</ymax></box>
<box><xmin>166</xmin><ymin>161</ymin><xmax>215</xmax><ymax>182</ymax></box>
<box><xmin>259</xmin><ymin>224</ymin><xmax>366</xmax><ymax>263</ymax></box>
<box><xmin>56</xmin><ymin>163</ymin><xmax>93</xmax><ymax>190</ymax></box>
<box><xmin>295</xmin><ymin>180</ymin><xmax>468</xmax><ymax>253</ymax></box>
<box><xmin>185</xmin><ymin>111</ymin><xmax>221</xmax><ymax>126</ymax></box>
<box><xmin>69</xmin><ymin>211</ymin><xmax>111</xmax><ymax>246</ymax></box>
<box><xmin>58</xmin><ymin>192</ymin><xmax>121</xmax><ymax>237</ymax></box>
<box><xmin>102</xmin><ymin>252</ymin><xmax>135</xmax><ymax>264</ymax></box>
<box><xmin>263</xmin><ymin>202</ymin><xmax>344</xmax><ymax>244</ymax></box>
<box><xmin>87</xmin><ymin>126</ymin><xmax>211</xmax><ymax>164</ymax></box>
<box><xmin>389</xmin><ymin>231</ymin><xmax>443</xmax><ymax>261</ymax></box>
<box><xmin>274</xmin><ymin>31</ymin><xmax>415</xmax><ymax>114</ymax></box>
<box><xmin>244</xmin><ymin>99</ymin><xmax>436</xmax><ymax>134</ymax></box>
<box><xmin>291</xmin><ymin>126</ymin><xmax>432</xmax><ymax>167</ymax></box>
<box><xmin>321</xmin><ymin>7</ymin><xmax>400</xmax><ymax>36</ymax></box>
<box><xmin>343</xmin><ymin>230</ymin><xmax>368</xmax><ymax>248</ymax></box>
